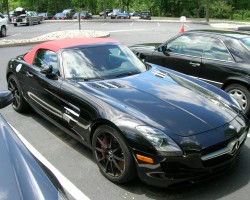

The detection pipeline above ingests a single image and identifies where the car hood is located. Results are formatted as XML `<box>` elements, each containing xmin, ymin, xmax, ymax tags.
<box><xmin>79</xmin><ymin>67</ymin><xmax>238</xmax><ymax>137</ymax></box>
<box><xmin>0</xmin><ymin>115</ymin><xmax>66</xmax><ymax>199</ymax></box>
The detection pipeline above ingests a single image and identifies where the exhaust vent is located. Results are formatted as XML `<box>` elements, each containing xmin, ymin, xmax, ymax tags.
<box><xmin>91</xmin><ymin>82</ymin><xmax>125</xmax><ymax>89</ymax></box>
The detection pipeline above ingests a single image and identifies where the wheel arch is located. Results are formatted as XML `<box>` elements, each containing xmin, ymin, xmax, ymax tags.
<box><xmin>221</xmin><ymin>77</ymin><xmax>250</xmax><ymax>91</ymax></box>
<box><xmin>90</xmin><ymin>119</ymin><xmax>126</xmax><ymax>146</ymax></box>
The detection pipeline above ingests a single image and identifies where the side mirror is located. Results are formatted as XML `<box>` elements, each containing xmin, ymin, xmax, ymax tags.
<box><xmin>0</xmin><ymin>90</ymin><xmax>13</xmax><ymax>109</ymax></box>
<box><xmin>157</xmin><ymin>45</ymin><xmax>166</xmax><ymax>52</ymax></box>
<box><xmin>157</xmin><ymin>45</ymin><xmax>170</xmax><ymax>56</ymax></box>
<box><xmin>41</xmin><ymin>65</ymin><xmax>53</xmax><ymax>75</ymax></box>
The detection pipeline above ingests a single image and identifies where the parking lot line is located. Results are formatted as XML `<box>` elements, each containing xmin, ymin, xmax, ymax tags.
<box><xmin>8</xmin><ymin>33</ymin><xmax>21</xmax><ymax>38</ymax></box>
<box><xmin>109</xmin><ymin>29</ymin><xmax>145</xmax><ymax>33</ymax></box>
<box><xmin>11</xmin><ymin>125</ymin><xmax>90</xmax><ymax>200</ymax></box>
<box><xmin>130</xmin><ymin>22</ymin><xmax>134</xmax><ymax>26</ymax></box>
<box><xmin>101</xmin><ymin>22</ymin><xmax>108</xmax><ymax>26</ymax></box>
<box><xmin>157</xmin><ymin>22</ymin><xmax>160</xmax><ymax>27</ymax></box>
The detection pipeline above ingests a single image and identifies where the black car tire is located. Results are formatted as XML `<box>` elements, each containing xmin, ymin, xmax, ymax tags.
<box><xmin>0</xmin><ymin>26</ymin><xmax>6</xmax><ymax>37</ymax></box>
<box><xmin>14</xmin><ymin>23</ymin><xmax>17</xmax><ymax>27</ymax></box>
<box><xmin>225</xmin><ymin>84</ymin><xmax>250</xmax><ymax>115</ymax></box>
<box><xmin>8</xmin><ymin>74</ymin><xmax>29</xmax><ymax>113</ymax></box>
<box><xmin>92</xmin><ymin>125</ymin><xmax>136</xmax><ymax>184</ymax></box>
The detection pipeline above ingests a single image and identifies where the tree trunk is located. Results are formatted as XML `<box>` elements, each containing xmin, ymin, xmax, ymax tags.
<box><xmin>196</xmin><ymin>0</ymin><xmax>200</xmax><ymax>18</ymax></box>
<box><xmin>104</xmin><ymin>0</ymin><xmax>107</xmax><ymax>19</ymax></box>
<box><xmin>206</xmin><ymin>0</ymin><xmax>209</xmax><ymax>22</ymax></box>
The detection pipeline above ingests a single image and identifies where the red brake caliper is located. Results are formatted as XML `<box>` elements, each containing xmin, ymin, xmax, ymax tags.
<box><xmin>101</xmin><ymin>137</ymin><xmax>106</xmax><ymax>158</ymax></box>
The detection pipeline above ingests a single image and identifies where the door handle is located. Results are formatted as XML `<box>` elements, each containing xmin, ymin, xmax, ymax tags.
<box><xmin>26</xmin><ymin>71</ymin><xmax>33</xmax><ymax>78</ymax></box>
<box><xmin>189</xmin><ymin>62</ymin><xmax>200</xmax><ymax>67</ymax></box>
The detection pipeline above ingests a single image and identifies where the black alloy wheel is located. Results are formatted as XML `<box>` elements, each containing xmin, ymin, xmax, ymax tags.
<box><xmin>225</xmin><ymin>84</ymin><xmax>250</xmax><ymax>116</ymax></box>
<box><xmin>8</xmin><ymin>75</ymin><xmax>28</xmax><ymax>112</ymax></box>
<box><xmin>92</xmin><ymin>125</ymin><xmax>136</xmax><ymax>184</ymax></box>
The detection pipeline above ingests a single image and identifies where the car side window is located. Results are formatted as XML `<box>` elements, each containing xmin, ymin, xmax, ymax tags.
<box><xmin>33</xmin><ymin>49</ymin><xmax>59</xmax><ymax>74</ymax></box>
<box><xmin>166</xmin><ymin>35</ymin><xmax>207</xmax><ymax>57</ymax></box>
<box><xmin>203</xmin><ymin>38</ymin><xmax>233</xmax><ymax>61</ymax></box>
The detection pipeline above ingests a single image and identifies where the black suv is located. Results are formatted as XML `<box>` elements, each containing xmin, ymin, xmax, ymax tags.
<box><xmin>130</xmin><ymin>30</ymin><xmax>250</xmax><ymax>115</ymax></box>
<box><xmin>139</xmin><ymin>11</ymin><xmax>151</xmax><ymax>20</ymax></box>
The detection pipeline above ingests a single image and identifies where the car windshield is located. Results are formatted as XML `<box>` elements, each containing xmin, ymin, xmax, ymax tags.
<box><xmin>55</xmin><ymin>13</ymin><xmax>64</xmax><ymax>17</ymax></box>
<box><xmin>241</xmin><ymin>38</ymin><xmax>250</xmax><ymax>50</ymax></box>
<box><xmin>61</xmin><ymin>45</ymin><xmax>147</xmax><ymax>80</ymax></box>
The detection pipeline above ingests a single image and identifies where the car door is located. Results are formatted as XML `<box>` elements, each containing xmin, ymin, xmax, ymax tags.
<box><xmin>22</xmin><ymin>49</ymin><xmax>63</xmax><ymax>123</ymax></box>
<box><xmin>148</xmin><ymin>34</ymin><xmax>207</xmax><ymax>78</ymax></box>
<box><xmin>200</xmin><ymin>37</ymin><xmax>237</xmax><ymax>88</ymax></box>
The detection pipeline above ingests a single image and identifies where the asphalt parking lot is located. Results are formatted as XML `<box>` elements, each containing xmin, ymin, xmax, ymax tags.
<box><xmin>1</xmin><ymin>21</ymin><xmax>250</xmax><ymax>200</ymax></box>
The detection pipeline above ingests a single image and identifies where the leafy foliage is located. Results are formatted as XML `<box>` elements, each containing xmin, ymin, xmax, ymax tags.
<box><xmin>1</xmin><ymin>0</ymin><xmax>250</xmax><ymax>20</ymax></box>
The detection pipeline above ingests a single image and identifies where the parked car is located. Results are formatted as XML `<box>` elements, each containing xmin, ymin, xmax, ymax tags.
<box><xmin>6</xmin><ymin>37</ymin><xmax>249</xmax><ymax>187</ymax></box>
<box><xmin>116</xmin><ymin>12</ymin><xmax>131</xmax><ymax>19</ymax></box>
<box><xmin>130</xmin><ymin>30</ymin><xmax>250</xmax><ymax>115</ymax></box>
<box><xmin>62</xmin><ymin>8</ymin><xmax>74</xmax><ymax>19</ymax></box>
<box><xmin>0</xmin><ymin>12</ymin><xmax>8</xmax><ymax>37</ymax></box>
<box><xmin>129</xmin><ymin>11</ymin><xmax>141</xmax><ymax>16</ymax></box>
<box><xmin>14</xmin><ymin>11</ymin><xmax>41</xmax><ymax>26</ymax></box>
<box><xmin>110</xmin><ymin>8</ymin><xmax>122</xmax><ymax>19</ymax></box>
<box><xmin>139</xmin><ymin>11</ymin><xmax>151</xmax><ymax>20</ymax></box>
<box><xmin>52</xmin><ymin>12</ymin><xmax>66</xmax><ymax>20</ymax></box>
<box><xmin>99</xmin><ymin>9</ymin><xmax>112</xmax><ymax>17</ymax></box>
<box><xmin>237</xmin><ymin>26</ymin><xmax>250</xmax><ymax>33</ymax></box>
<box><xmin>72</xmin><ymin>11</ymin><xmax>91</xmax><ymax>20</ymax></box>
<box><xmin>38</xmin><ymin>12</ymin><xmax>52</xmax><ymax>20</ymax></box>
<box><xmin>0</xmin><ymin>90</ymin><xmax>68</xmax><ymax>199</ymax></box>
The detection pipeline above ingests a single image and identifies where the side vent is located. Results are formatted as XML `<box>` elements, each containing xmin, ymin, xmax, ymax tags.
<box><xmin>153</xmin><ymin>70</ymin><xmax>168</xmax><ymax>79</ymax></box>
<box><xmin>90</xmin><ymin>82</ymin><xmax>125</xmax><ymax>89</ymax></box>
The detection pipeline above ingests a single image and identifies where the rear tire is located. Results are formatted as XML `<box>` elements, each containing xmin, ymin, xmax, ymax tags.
<box><xmin>0</xmin><ymin>26</ymin><xmax>6</xmax><ymax>37</ymax></box>
<box><xmin>14</xmin><ymin>23</ymin><xmax>17</xmax><ymax>27</ymax></box>
<box><xmin>225</xmin><ymin>84</ymin><xmax>250</xmax><ymax>115</ymax></box>
<box><xmin>8</xmin><ymin>74</ymin><xmax>29</xmax><ymax>113</ymax></box>
<box><xmin>92</xmin><ymin>125</ymin><xmax>136</xmax><ymax>184</ymax></box>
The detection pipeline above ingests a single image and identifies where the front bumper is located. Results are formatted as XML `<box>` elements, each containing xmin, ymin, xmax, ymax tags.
<box><xmin>133</xmin><ymin>125</ymin><xmax>248</xmax><ymax>188</ymax></box>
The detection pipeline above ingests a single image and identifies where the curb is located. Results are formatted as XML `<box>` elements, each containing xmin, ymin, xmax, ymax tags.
<box><xmin>0</xmin><ymin>30</ymin><xmax>110</xmax><ymax>48</ymax></box>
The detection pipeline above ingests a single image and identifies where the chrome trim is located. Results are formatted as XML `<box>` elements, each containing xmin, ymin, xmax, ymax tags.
<box><xmin>64</xmin><ymin>107</ymin><xmax>79</xmax><ymax>117</ymax></box>
<box><xmin>198</xmin><ymin>77</ymin><xmax>223</xmax><ymax>86</ymax></box>
<box><xmin>201</xmin><ymin>131</ymin><xmax>247</xmax><ymax>161</ymax></box>
<box><xmin>63</xmin><ymin>113</ymin><xmax>77</xmax><ymax>123</ymax></box>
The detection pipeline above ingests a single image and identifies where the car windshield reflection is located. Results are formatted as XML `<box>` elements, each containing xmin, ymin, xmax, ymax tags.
<box><xmin>61</xmin><ymin>45</ymin><xmax>147</xmax><ymax>80</ymax></box>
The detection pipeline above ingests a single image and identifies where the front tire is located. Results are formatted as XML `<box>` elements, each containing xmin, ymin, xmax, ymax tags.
<box><xmin>225</xmin><ymin>84</ymin><xmax>250</xmax><ymax>115</ymax></box>
<box><xmin>8</xmin><ymin>74</ymin><xmax>29</xmax><ymax>113</ymax></box>
<box><xmin>92</xmin><ymin>125</ymin><xmax>136</xmax><ymax>184</ymax></box>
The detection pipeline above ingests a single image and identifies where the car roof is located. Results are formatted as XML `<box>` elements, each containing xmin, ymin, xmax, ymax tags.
<box><xmin>186</xmin><ymin>29</ymin><xmax>250</xmax><ymax>39</ymax></box>
<box><xmin>23</xmin><ymin>37</ymin><xmax>119</xmax><ymax>64</ymax></box>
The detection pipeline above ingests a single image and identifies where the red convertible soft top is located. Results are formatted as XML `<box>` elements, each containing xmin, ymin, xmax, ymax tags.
<box><xmin>23</xmin><ymin>37</ymin><xmax>118</xmax><ymax>64</ymax></box>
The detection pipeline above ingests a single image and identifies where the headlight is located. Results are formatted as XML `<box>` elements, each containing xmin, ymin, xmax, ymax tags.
<box><xmin>136</xmin><ymin>126</ymin><xmax>183</xmax><ymax>156</ymax></box>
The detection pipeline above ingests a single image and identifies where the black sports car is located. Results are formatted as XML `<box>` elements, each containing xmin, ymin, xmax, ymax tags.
<box><xmin>130</xmin><ymin>30</ymin><xmax>250</xmax><ymax>116</ymax></box>
<box><xmin>0</xmin><ymin>90</ymin><xmax>68</xmax><ymax>199</ymax></box>
<box><xmin>6</xmin><ymin>37</ymin><xmax>249</xmax><ymax>188</ymax></box>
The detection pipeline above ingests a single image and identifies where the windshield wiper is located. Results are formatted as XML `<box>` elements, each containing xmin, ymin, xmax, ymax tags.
<box><xmin>116</xmin><ymin>72</ymin><xmax>139</xmax><ymax>78</ymax></box>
